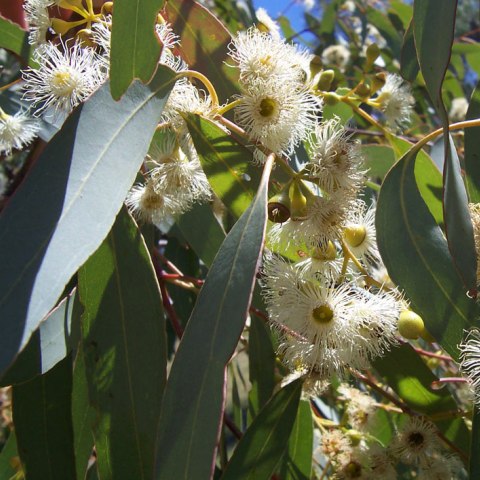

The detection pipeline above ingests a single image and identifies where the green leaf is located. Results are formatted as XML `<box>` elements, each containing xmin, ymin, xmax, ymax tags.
<box><xmin>413</xmin><ymin>0</ymin><xmax>456</xmax><ymax>121</ymax></box>
<box><xmin>72</xmin><ymin>343</ymin><xmax>95</xmax><ymax>480</ymax></box>
<box><xmin>388</xmin><ymin>135</ymin><xmax>443</xmax><ymax>226</ymax></box>
<box><xmin>400</xmin><ymin>20</ymin><xmax>419</xmax><ymax>82</ymax></box>
<box><xmin>110</xmin><ymin>0</ymin><xmax>163</xmax><ymax>99</ymax></box>
<box><xmin>376</xmin><ymin>147</ymin><xmax>478</xmax><ymax>359</ymax></box>
<box><xmin>444</xmin><ymin>136</ymin><xmax>477</xmax><ymax>292</ymax></box>
<box><xmin>374</xmin><ymin>344</ymin><xmax>470</xmax><ymax>457</ymax></box>
<box><xmin>12</xmin><ymin>357</ymin><xmax>76</xmax><ymax>480</ymax></box>
<box><xmin>0</xmin><ymin>431</ymin><xmax>19</xmax><ymax>480</ymax></box>
<box><xmin>78</xmin><ymin>208</ymin><xmax>167</xmax><ymax>480</ymax></box>
<box><xmin>279</xmin><ymin>400</ymin><xmax>313</xmax><ymax>480</ymax></box>
<box><xmin>362</xmin><ymin>144</ymin><xmax>396</xmax><ymax>180</ymax></box>
<box><xmin>176</xmin><ymin>203</ymin><xmax>226</xmax><ymax>268</ymax></box>
<box><xmin>0</xmin><ymin>17</ymin><xmax>35</xmax><ymax>66</ymax></box>
<box><xmin>465</xmin><ymin>80</ymin><xmax>480</xmax><ymax>203</ymax></box>
<box><xmin>413</xmin><ymin>1</ymin><xmax>476</xmax><ymax>291</ymax></box>
<box><xmin>221</xmin><ymin>379</ymin><xmax>302</xmax><ymax>480</ymax></box>
<box><xmin>248</xmin><ymin>316</ymin><xmax>275</xmax><ymax>420</ymax></box>
<box><xmin>163</xmin><ymin>0</ymin><xmax>240</xmax><ymax>103</ymax></box>
<box><xmin>185</xmin><ymin>113</ymin><xmax>260</xmax><ymax>218</ymax></box>
<box><xmin>0</xmin><ymin>290</ymin><xmax>76</xmax><ymax>387</ymax></box>
<box><xmin>470</xmin><ymin>406</ymin><xmax>480</xmax><ymax>477</ymax></box>
<box><xmin>154</xmin><ymin>164</ymin><xmax>270</xmax><ymax>480</ymax></box>
<box><xmin>0</xmin><ymin>66</ymin><xmax>175</xmax><ymax>379</ymax></box>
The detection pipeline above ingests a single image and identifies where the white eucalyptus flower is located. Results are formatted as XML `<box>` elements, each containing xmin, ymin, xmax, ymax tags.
<box><xmin>321</xmin><ymin>44</ymin><xmax>351</xmax><ymax>71</ymax></box>
<box><xmin>0</xmin><ymin>110</ymin><xmax>40</xmax><ymax>155</ymax></box>
<box><xmin>23</xmin><ymin>40</ymin><xmax>106</xmax><ymax>116</ymax></box>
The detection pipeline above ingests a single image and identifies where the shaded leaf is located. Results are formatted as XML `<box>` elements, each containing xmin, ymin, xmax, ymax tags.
<box><xmin>248</xmin><ymin>316</ymin><xmax>275</xmax><ymax>420</ymax></box>
<box><xmin>376</xmin><ymin>147</ymin><xmax>478</xmax><ymax>359</ymax></box>
<box><xmin>465</xmin><ymin>80</ymin><xmax>480</xmax><ymax>203</ymax></box>
<box><xmin>362</xmin><ymin>144</ymin><xmax>396</xmax><ymax>180</ymax></box>
<box><xmin>444</xmin><ymin>136</ymin><xmax>477</xmax><ymax>292</ymax></box>
<box><xmin>12</xmin><ymin>357</ymin><xmax>76</xmax><ymax>480</ymax></box>
<box><xmin>71</xmin><ymin>343</ymin><xmax>95</xmax><ymax>480</ymax></box>
<box><xmin>0</xmin><ymin>17</ymin><xmax>35</xmax><ymax>66</ymax></box>
<box><xmin>0</xmin><ymin>290</ymin><xmax>76</xmax><ymax>387</ymax></box>
<box><xmin>374</xmin><ymin>344</ymin><xmax>470</xmax><ymax>456</ymax></box>
<box><xmin>279</xmin><ymin>400</ymin><xmax>313</xmax><ymax>480</ymax></box>
<box><xmin>185</xmin><ymin>113</ymin><xmax>260</xmax><ymax>218</ymax></box>
<box><xmin>78</xmin><ymin>208</ymin><xmax>167</xmax><ymax>480</ymax></box>
<box><xmin>163</xmin><ymin>0</ymin><xmax>239</xmax><ymax>103</ymax></box>
<box><xmin>470</xmin><ymin>406</ymin><xmax>480</xmax><ymax>478</ymax></box>
<box><xmin>0</xmin><ymin>66</ymin><xmax>175</xmax><ymax>378</ymax></box>
<box><xmin>176</xmin><ymin>202</ymin><xmax>226</xmax><ymax>268</ymax></box>
<box><xmin>221</xmin><ymin>379</ymin><xmax>302</xmax><ymax>480</ymax></box>
<box><xmin>154</xmin><ymin>161</ymin><xmax>270</xmax><ymax>480</ymax></box>
<box><xmin>110</xmin><ymin>0</ymin><xmax>163</xmax><ymax>99</ymax></box>
<box><xmin>0</xmin><ymin>432</ymin><xmax>19</xmax><ymax>480</ymax></box>
<box><xmin>400</xmin><ymin>20</ymin><xmax>418</xmax><ymax>82</ymax></box>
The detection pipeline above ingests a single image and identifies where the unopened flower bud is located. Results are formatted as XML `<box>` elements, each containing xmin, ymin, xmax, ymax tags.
<box><xmin>344</xmin><ymin>225</ymin><xmax>366</xmax><ymax>248</ymax></box>
<box><xmin>76</xmin><ymin>29</ymin><xmax>95</xmax><ymax>48</ymax></box>
<box><xmin>317</xmin><ymin>69</ymin><xmax>335</xmax><ymax>91</ymax></box>
<box><xmin>365</xmin><ymin>43</ymin><xmax>381</xmax><ymax>70</ymax></box>
<box><xmin>101</xmin><ymin>1</ymin><xmax>114</xmax><ymax>14</ymax></box>
<box><xmin>289</xmin><ymin>181</ymin><xmax>308</xmax><ymax>220</ymax></box>
<box><xmin>371</xmin><ymin>72</ymin><xmax>386</xmax><ymax>93</ymax></box>
<box><xmin>355</xmin><ymin>82</ymin><xmax>371</xmax><ymax>98</ymax></box>
<box><xmin>323</xmin><ymin>92</ymin><xmax>339</xmax><ymax>106</ymax></box>
<box><xmin>398</xmin><ymin>310</ymin><xmax>424</xmax><ymax>340</ymax></box>
<box><xmin>268</xmin><ymin>190</ymin><xmax>291</xmax><ymax>223</ymax></box>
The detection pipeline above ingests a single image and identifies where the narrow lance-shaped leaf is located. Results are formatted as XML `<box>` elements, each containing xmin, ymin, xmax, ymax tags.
<box><xmin>0</xmin><ymin>290</ymin><xmax>76</xmax><ymax>387</ymax></box>
<box><xmin>78</xmin><ymin>208</ymin><xmax>167</xmax><ymax>480</ymax></box>
<box><xmin>221</xmin><ymin>379</ymin><xmax>303</xmax><ymax>480</ymax></box>
<box><xmin>413</xmin><ymin>0</ymin><xmax>477</xmax><ymax>292</ymax></box>
<box><xmin>400</xmin><ymin>20</ymin><xmax>419</xmax><ymax>82</ymax></box>
<box><xmin>154</xmin><ymin>157</ymin><xmax>272</xmax><ymax>480</ymax></box>
<box><xmin>376</xmin><ymin>146</ymin><xmax>478</xmax><ymax>360</ymax></box>
<box><xmin>0</xmin><ymin>66</ymin><xmax>175</xmax><ymax>379</ymax></box>
<box><xmin>110</xmin><ymin>0</ymin><xmax>164</xmax><ymax>99</ymax></box>
<box><xmin>12</xmin><ymin>357</ymin><xmax>76</xmax><ymax>480</ymax></box>
<box><xmin>279</xmin><ymin>399</ymin><xmax>313</xmax><ymax>480</ymax></box>
<box><xmin>184</xmin><ymin>113</ymin><xmax>259</xmax><ymax>219</ymax></box>
<box><xmin>465</xmin><ymin>80</ymin><xmax>480</xmax><ymax>203</ymax></box>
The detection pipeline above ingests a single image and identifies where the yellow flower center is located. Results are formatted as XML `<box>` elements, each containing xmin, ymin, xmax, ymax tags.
<box><xmin>312</xmin><ymin>305</ymin><xmax>334</xmax><ymax>324</ymax></box>
<box><xmin>259</xmin><ymin>97</ymin><xmax>277</xmax><ymax>118</ymax></box>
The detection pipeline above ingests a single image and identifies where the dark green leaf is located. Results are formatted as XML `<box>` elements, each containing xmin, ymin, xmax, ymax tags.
<box><xmin>376</xmin><ymin>147</ymin><xmax>478</xmax><ymax>359</ymax></box>
<box><xmin>470</xmin><ymin>406</ymin><xmax>480</xmax><ymax>478</ymax></box>
<box><xmin>176</xmin><ymin>203</ymin><xmax>226</xmax><ymax>268</ymax></box>
<box><xmin>185</xmin><ymin>113</ymin><xmax>260</xmax><ymax>218</ymax></box>
<box><xmin>163</xmin><ymin>0</ymin><xmax>240</xmax><ymax>103</ymax></box>
<box><xmin>400</xmin><ymin>20</ymin><xmax>419</xmax><ymax>82</ymax></box>
<box><xmin>221</xmin><ymin>379</ymin><xmax>302</xmax><ymax>480</ymax></box>
<box><xmin>0</xmin><ymin>432</ymin><xmax>19</xmax><ymax>480</ymax></box>
<box><xmin>78</xmin><ymin>208</ymin><xmax>167</xmax><ymax>480</ymax></box>
<box><xmin>110</xmin><ymin>0</ymin><xmax>164</xmax><ymax>99</ymax></box>
<box><xmin>413</xmin><ymin>0</ymin><xmax>456</xmax><ymax>120</ymax></box>
<box><xmin>444</xmin><ymin>136</ymin><xmax>477</xmax><ymax>292</ymax></box>
<box><xmin>154</xmin><ymin>163</ymin><xmax>270</xmax><ymax>480</ymax></box>
<box><xmin>0</xmin><ymin>17</ymin><xmax>35</xmax><ymax>66</ymax></box>
<box><xmin>0</xmin><ymin>66</ymin><xmax>175</xmax><ymax>379</ymax></box>
<box><xmin>0</xmin><ymin>290</ymin><xmax>76</xmax><ymax>387</ymax></box>
<box><xmin>248</xmin><ymin>316</ymin><xmax>275</xmax><ymax>420</ymax></box>
<box><xmin>374</xmin><ymin>344</ymin><xmax>470</xmax><ymax>457</ymax></box>
<box><xmin>279</xmin><ymin>400</ymin><xmax>313</xmax><ymax>480</ymax></box>
<box><xmin>12</xmin><ymin>357</ymin><xmax>76</xmax><ymax>480</ymax></box>
<box><xmin>71</xmin><ymin>343</ymin><xmax>95</xmax><ymax>480</ymax></box>
<box><xmin>465</xmin><ymin>81</ymin><xmax>480</xmax><ymax>203</ymax></box>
